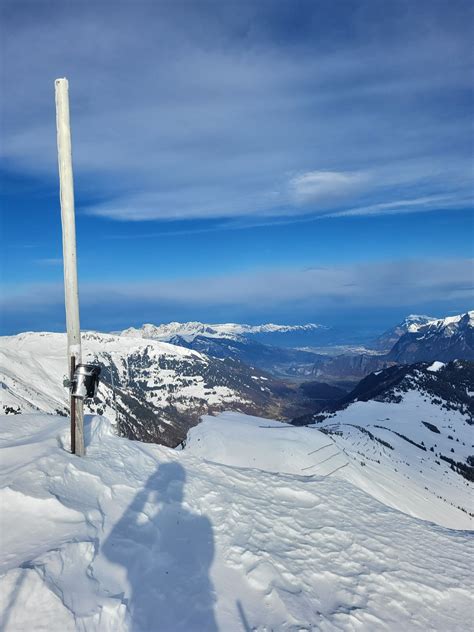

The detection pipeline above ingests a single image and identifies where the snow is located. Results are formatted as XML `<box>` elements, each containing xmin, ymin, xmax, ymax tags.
<box><xmin>427</xmin><ymin>361</ymin><xmax>445</xmax><ymax>372</ymax></box>
<box><xmin>407</xmin><ymin>310</ymin><xmax>473</xmax><ymax>334</ymax></box>
<box><xmin>1</xmin><ymin>412</ymin><xmax>473</xmax><ymax>631</ymax></box>
<box><xmin>186</xmin><ymin>412</ymin><xmax>347</xmax><ymax>475</ymax></box>
<box><xmin>406</xmin><ymin>316</ymin><xmax>437</xmax><ymax>332</ymax></box>
<box><xmin>318</xmin><ymin>390</ymin><xmax>473</xmax><ymax>529</ymax></box>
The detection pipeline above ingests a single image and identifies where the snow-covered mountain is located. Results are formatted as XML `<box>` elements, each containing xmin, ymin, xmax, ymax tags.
<box><xmin>116</xmin><ymin>312</ymin><xmax>473</xmax><ymax>385</ymax></box>
<box><xmin>120</xmin><ymin>321</ymin><xmax>326</xmax><ymax>342</ymax></box>
<box><xmin>1</xmin><ymin>411</ymin><xmax>472</xmax><ymax>630</ymax></box>
<box><xmin>388</xmin><ymin>310</ymin><xmax>474</xmax><ymax>363</ymax></box>
<box><xmin>119</xmin><ymin>322</ymin><xmax>331</xmax><ymax>378</ymax></box>
<box><xmin>0</xmin><ymin>332</ymin><xmax>310</xmax><ymax>447</ymax></box>
<box><xmin>294</xmin><ymin>360</ymin><xmax>473</xmax><ymax>528</ymax></box>
<box><xmin>307</xmin><ymin>310</ymin><xmax>474</xmax><ymax>383</ymax></box>
<box><xmin>374</xmin><ymin>314</ymin><xmax>435</xmax><ymax>351</ymax></box>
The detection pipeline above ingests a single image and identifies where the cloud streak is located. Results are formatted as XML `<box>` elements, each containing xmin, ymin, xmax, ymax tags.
<box><xmin>1</xmin><ymin>1</ymin><xmax>472</xmax><ymax>223</ymax></box>
<box><xmin>288</xmin><ymin>170</ymin><xmax>370</xmax><ymax>206</ymax></box>
<box><xmin>2</xmin><ymin>258</ymin><xmax>472</xmax><ymax>316</ymax></box>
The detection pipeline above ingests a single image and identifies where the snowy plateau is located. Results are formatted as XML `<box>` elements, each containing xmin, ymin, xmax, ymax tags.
<box><xmin>1</xmin><ymin>412</ymin><xmax>473</xmax><ymax>632</ymax></box>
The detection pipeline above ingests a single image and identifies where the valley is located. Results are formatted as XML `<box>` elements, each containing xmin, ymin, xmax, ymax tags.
<box><xmin>1</xmin><ymin>311</ymin><xmax>473</xmax><ymax>450</ymax></box>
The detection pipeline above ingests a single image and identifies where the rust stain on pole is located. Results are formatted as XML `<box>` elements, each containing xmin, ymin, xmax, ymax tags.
<box><xmin>70</xmin><ymin>355</ymin><xmax>76</xmax><ymax>454</ymax></box>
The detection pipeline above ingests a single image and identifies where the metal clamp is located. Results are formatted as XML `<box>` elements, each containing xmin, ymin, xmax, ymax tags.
<box><xmin>68</xmin><ymin>364</ymin><xmax>101</xmax><ymax>400</ymax></box>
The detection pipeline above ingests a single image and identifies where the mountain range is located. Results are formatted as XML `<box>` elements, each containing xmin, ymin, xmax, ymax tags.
<box><xmin>120</xmin><ymin>321</ymin><xmax>327</xmax><ymax>343</ymax></box>
<box><xmin>298</xmin><ymin>310</ymin><xmax>473</xmax><ymax>382</ymax></box>
<box><xmin>1</xmin><ymin>310</ymin><xmax>472</xmax><ymax>448</ymax></box>
<box><xmin>0</xmin><ymin>331</ymin><xmax>313</xmax><ymax>447</ymax></box>
<box><xmin>119</xmin><ymin>311</ymin><xmax>474</xmax><ymax>383</ymax></box>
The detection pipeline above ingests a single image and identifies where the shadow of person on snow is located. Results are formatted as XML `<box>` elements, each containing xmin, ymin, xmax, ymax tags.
<box><xmin>102</xmin><ymin>462</ymin><xmax>217</xmax><ymax>632</ymax></box>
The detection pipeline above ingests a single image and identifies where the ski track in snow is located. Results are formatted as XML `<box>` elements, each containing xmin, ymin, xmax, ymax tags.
<box><xmin>0</xmin><ymin>412</ymin><xmax>473</xmax><ymax>631</ymax></box>
<box><xmin>317</xmin><ymin>390</ymin><xmax>473</xmax><ymax>530</ymax></box>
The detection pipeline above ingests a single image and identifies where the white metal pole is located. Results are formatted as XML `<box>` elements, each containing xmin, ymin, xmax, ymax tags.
<box><xmin>55</xmin><ymin>77</ymin><xmax>85</xmax><ymax>456</ymax></box>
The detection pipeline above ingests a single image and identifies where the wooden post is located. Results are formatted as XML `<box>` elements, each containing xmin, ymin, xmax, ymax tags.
<box><xmin>55</xmin><ymin>77</ymin><xmax>85</xmax><ymax>456</ymax></box>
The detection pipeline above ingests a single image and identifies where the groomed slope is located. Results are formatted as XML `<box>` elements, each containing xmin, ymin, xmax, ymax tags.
<box><xmin>1</xmin><ymin>412</ymin><xmax>473</xmax><ymax>631</ymax></box>
<box><xmin>295</xmin><ymin>361</ymin><xmax>474</xmax><ymax>529</ymax></box>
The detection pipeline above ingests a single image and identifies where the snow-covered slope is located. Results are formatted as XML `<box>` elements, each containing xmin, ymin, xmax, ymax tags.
<box><xmin>0</xmin><ymin>332</ymin><xmax>309</xmax><ymax>447</ymax></box>
<box><xmin>186</xmin><ymin>411</ymin><xmax>349</xmax><ymax>477</ymax></box>
<box><xmin>120</xmin><ymin>321</ymin><xmax>325</xmax><ymax>342</ymax></box>
<box><xmin>1</xmin><ymin>412</ymin><xmax>472</xmax><ymax>631</ymax></box>
<box><xmin>295</xmin><ymin>361</ymin><xmax>474</xmax><ymax>529</ymax></box>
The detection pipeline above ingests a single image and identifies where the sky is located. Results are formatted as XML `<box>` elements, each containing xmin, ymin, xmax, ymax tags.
<box><xmin>0</xmin><ymin>0</ymin><xmax>473</xmax><ymax>336</ymax></box>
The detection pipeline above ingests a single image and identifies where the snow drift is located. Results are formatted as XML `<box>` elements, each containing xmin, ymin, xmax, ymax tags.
<box><xmin>1</xmin><ymin>411</ymin><xmax>473</xmax><ymax>631</ymax></box>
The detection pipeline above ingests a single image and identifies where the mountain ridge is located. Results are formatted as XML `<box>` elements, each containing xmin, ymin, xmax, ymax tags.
<box><xmin>387</xmin><ymin>310</ymin><xmax>474</xmax><ymax>363</ymax></box>
<box><xmin>120</xmin><ymin>321</ymin><xmax>327</xmax><ymax>342</ymax></box>
<box><xmin>373</xmin><ymin>314</ymin><xmax>435</xmax><ymax>351</ymax></box>
<box><xmin>0</xmin><ymin>331</ymin><xmax>312</xmax><ymax>446</ymax></box>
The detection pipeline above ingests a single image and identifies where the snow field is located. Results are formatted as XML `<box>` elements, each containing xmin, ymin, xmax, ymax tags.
<box><xmin>318</xmin><ymin>390</ymin><xmax>473</xmax><ymax>529</ymax></box>
<box><xmin>1</xmin><ymin>412</ymin><xmax>473</xmax><ymax>631</ymax></box>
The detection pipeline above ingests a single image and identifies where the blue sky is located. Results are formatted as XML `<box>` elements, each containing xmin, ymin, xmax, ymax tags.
<box><xmin>1</xmin><ymin>0</ymin><xmax>473</xmax><ymax>336</ymax></box>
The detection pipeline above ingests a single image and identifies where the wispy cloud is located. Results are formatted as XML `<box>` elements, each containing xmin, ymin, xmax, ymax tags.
<box><xmin>288</xmin><ymin>170</ymin><xmax>370</xmax><ymax>206</ymax></box>
<box><xmin>103</xmin><ymin>193</ymin><xmax>472</xmax><ymax>240</ymax></box>
<box><xmin>1</xmin><ymin>2</ymin><xmax>472</xmax><ymax>223</ymax></box>
<box><xmin>327</xmin><ymin>194</ymin><xmax>473</xmax><ymax>218</ymax></box>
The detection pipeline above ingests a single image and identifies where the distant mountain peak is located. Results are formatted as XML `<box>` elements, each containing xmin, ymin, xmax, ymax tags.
<box><xmin>387</xmin><ymin>310</ymin><xmax>474</xmax><ymax>363</ymax></box>
<box><xmin>374</xmin><ymin>313</ymin><xmax>461</xmax><ymax>350</ymax></box>
<box><xmin>402</xmin><ymin>314</ymin><xmax>436</xmax><ymax>330</ymax></box>
<box><xmin>411</xmin><ymin>310</ymin><xmax>474</xmax><ymax>332</ymax></box>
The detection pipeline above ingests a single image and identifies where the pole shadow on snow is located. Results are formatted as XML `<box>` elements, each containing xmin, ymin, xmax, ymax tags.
<box><xmin>102</xmin><ymin>462</ymin><xmax>217</xmax><ymax>632</ymax></box>
<box><xmin>0</xmin><ymin>568</ymin><xmax>27</xmax><ymax>632</ymax></box>
<box><xmin>236</xmin><ymin>600</ymin><xmax>252</xmax><ymax>632</ymax></box>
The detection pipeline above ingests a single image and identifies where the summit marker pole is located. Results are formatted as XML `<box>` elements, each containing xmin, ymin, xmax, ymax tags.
<box><xmin>55</xmin><ymin>77</ymin><xmax>85</xmax><ymax>456</ymax></box>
